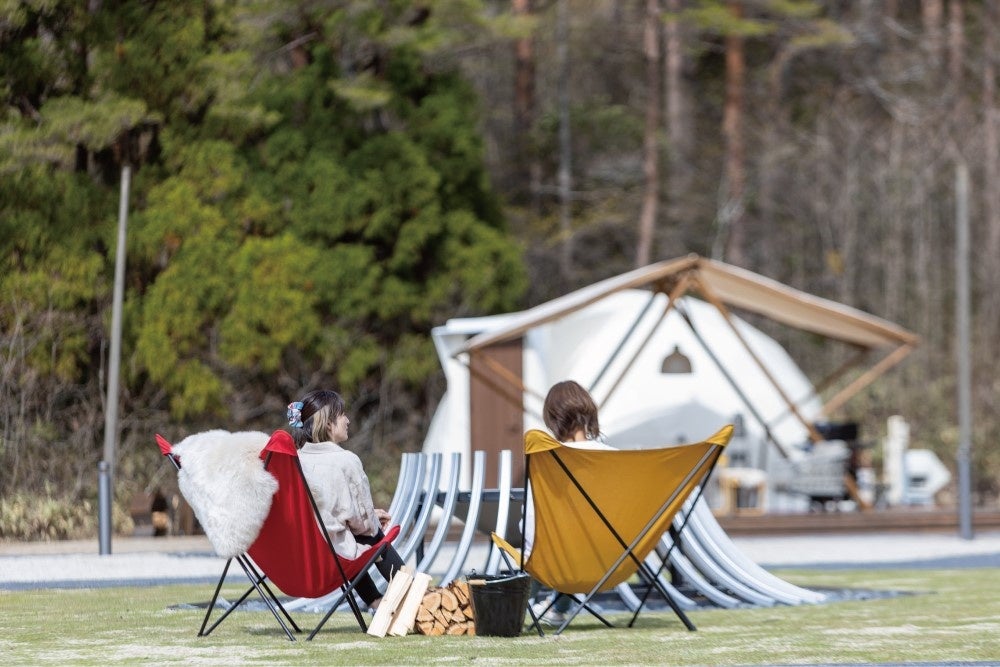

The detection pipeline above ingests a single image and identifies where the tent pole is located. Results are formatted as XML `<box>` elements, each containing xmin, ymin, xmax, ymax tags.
<box><xmin>692</xmin><ymin>276</ymin><xmax>824</xmax><ymax>444</ymax></box>
<box><xmin>474</xmin><ymin>350</ymin><xmax>544</xmax><ymax>403</ymax></box>
<box><xmin>461</xmin><ymin>353</ymin><xmax>544</xmax><ymax>423</ymax></box>
<box><xmin>768</xmin><ymin>347</ymin><xmax>868</xmax><ymax>430</ymax></box>
<box><xmin>588</xmin><ymin>290</ymin><xmax>658</xmax><ymax>394</ymax></box>
<box><xmin>808</xmin><ymin>347</ymin><xmax>869</xmax><ymax>398</ymax></box>
<box><xmin>676</xmin><ymin>303</ymin><xmax>791</xmax><ymax>461</ymax></box>
<box><xmin>819</xmin><ymin>344</ymin><xmax>915</xmax><ymax>418</ymax></box>
<box><xmin>597</xmin><ymin>274</ymin><xmax>692</xmax><ymax>411</ymax></box>
<box><xmin>464</xmin><ymin>353</ymin><xmax>543</xmax><ymax>404</ymax></box>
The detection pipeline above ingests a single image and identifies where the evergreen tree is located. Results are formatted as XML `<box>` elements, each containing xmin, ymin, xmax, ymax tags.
<box><xmin>0</xmin><ymin>0</ymin><xmax>525</xmax><ymax>534</ymax></box>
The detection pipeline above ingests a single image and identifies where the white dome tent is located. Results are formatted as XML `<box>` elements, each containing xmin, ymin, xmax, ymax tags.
<box><xmin>423</xmin><ymin>254</ymin><xmax>918</xmax><ymax>509</ymax></box>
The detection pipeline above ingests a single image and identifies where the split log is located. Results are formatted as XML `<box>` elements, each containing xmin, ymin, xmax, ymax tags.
<box><xmin>413</xmin><ymin>580</ymin><xmax>477</xmax><ymax>636</ymax></box>
<box><xmin>452</xmin><ymin>580</ymin><xmax>470</xmax><ymax>606</ymax></box>
<box><xmin>440</xmin><ymin>588</ymin><xmax>459</xmax><ymax>611</ymax></box>
<box><xmin>388</xmin><ymin>571</ymin><xmax>432</xmax><ymax>637</ymax></box>
<box><xmin>366</xmin><ymin>568</ymin><xmax>414</xmax><ymax>638</ymax></box>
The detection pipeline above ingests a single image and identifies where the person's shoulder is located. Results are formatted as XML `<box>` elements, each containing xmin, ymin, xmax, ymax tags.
<box><xmin>300</xmin><ymin>441</ymin><xmax>355</xmax><ymax>459</ymax></box>
<box><xmin>339</xmin><ymin>448</ymin><xmax>364</xmax><ymax>465</ymax></box>
<box><xmin>564</xmin><ymin>439</ymin><xmax>615</xmax><ymax>451</ymax></box>
<box><xmin>298</xmin><ymin>442</ymin><xmax>330</xmax><ymax>455</ymax></box>
<box><xmin>319</xmin><ymin>443</ymin><xmax>365</xmax><ymax>467</ymax></box>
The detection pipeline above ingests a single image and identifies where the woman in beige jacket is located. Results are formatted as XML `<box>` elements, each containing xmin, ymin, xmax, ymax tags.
<box><xmin>287</xmin><ymin>389</ymin><xmax>404</xmax><ymax>611</ymax></box>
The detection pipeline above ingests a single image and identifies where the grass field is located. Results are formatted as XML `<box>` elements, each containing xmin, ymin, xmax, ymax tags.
<box><xmin>2</xmin><ymin>568</ymin><xmax>999</xmax><ymax>666</ymax></box>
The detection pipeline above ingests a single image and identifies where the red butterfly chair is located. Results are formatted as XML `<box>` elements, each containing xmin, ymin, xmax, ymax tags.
<box><xmin>157</xmin><ymin>430</ymin><xmax>400</xmax><ymax>640</ymax></box>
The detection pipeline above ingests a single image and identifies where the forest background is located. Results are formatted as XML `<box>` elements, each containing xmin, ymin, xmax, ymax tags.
<box><xmin>2</xmin><ymin>0</ymin><xmax>998</xmax><ymax>540</ymax></box>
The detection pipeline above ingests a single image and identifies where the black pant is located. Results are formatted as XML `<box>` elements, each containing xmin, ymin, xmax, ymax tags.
<box><xmin>352</xmin><ymin>529</ymin><xmax>405</xmax><ymax>606</ymax></box>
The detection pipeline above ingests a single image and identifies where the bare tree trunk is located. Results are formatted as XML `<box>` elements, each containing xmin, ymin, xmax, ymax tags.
<box><xmin>983</xmin><ymin>1</ymin><xmax>1000</xmax><ymax>341</ymax></box>
<box><xmin>556</xmin><ymin>0</ymin><xmax>573</xmax><ymax>276</ymax></box>
<box><xmin>882</xmin><ymin>0</ymin><xmax>900</xmax><ymax>60</ymax></box>
<box><xmin>913</xmin><ymin>152</ymin><xmax>934</xmax><ymax>353</ymax></box>
<box><xmin>836</xmin><ymin>126</ymin><xmax>861</xmax><ymax>309</ymax></box>
<box><xmin>883</xmin><ymin>123</ymin><xmax>906</xmax><ymax>324</ymax></box>
<box><xmin>759</xmin><ymin>21</ymin><xmax>797</xmax><ymax>273</ymax></box>
<box><xmin>885</xmin><ymin>0</ymin><xmax>898</xmax><ymax>20</ymax></box>
<box><xmin>636</xmin><ymin>0</ymin><xmax>661</xmax><ymax>267</ymax></box>
<box><xmin>948</xmin><ymin>0</ymin><xmax>964</xmax><ymax>89</ymax></box>
<box><xmin>664</xmin><ymin>0</ymin><xmax>686</xmax><ymax>155</ymax></box>
<box><xmin>663</xmin><ymin>0</ymin><xmax>691</xmax><ymax>247</ymax></box>
<box><xmin>923</xmin><ymin>0</ymin><xmax>944</xmax><ymax>69</ymax></box>
<box><xmin>714</xmin><ymin>0</ymin><xmax>746</xmax><ymax>265</ymax></box>
<box><xmin>512</xmin><ymin>0</ymin><xmax>539</xmax><ymax>208</ymax></box>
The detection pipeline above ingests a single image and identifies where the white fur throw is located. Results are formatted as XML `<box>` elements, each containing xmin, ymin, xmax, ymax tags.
<box><xmin>172</xmin><ymin>429</ymin><xmax>276</xmax><ymax>558</ymax></box>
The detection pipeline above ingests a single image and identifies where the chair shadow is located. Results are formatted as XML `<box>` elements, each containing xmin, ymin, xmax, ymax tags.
<box><xmin>524</xmin><ymin>610</ymin><xmax>694</xmax><ymax>636</ymax></box>
<box><xmin>242</xmin><ymin>616</ymin><xmax>368</xmax><ymax>638</ymax></box>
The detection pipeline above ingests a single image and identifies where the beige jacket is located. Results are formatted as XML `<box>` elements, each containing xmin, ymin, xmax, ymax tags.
<box><xmin>298</xmin><ymin>441</ymin><xmax>379</xmax><ymax>560</ymax></box>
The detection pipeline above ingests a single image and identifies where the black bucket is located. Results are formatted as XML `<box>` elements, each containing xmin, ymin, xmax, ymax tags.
<box><xmin>467</xmin><ymin>573</ymin><xmax>531</xmax><ymax>637</ymax></box>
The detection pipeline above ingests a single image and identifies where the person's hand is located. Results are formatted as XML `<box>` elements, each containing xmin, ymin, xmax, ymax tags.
<box><xmin>375</xmin><ymin>508</ymin><xmax>391</xmax><ymax>529</ymax></box>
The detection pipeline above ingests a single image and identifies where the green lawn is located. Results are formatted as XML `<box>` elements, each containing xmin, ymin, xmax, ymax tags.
<box><xmin>2</xmin><ymin>568</ymin><xmax>998</xmax><ymax>665</ymax></box>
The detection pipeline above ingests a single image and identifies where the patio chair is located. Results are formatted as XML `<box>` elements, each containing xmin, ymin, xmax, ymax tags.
<box><xmin>156</xmin><ymin>430</ymin><xmax>400</xmax><ymax>640</ymax></box>
<box><xmin>491</xmin><ymin>424</ymin><xmax>733</xmax><ymax>635</ymax></box>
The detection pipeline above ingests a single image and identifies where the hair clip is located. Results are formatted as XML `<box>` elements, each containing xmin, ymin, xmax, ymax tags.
<box><xmin>287</xmin><ymin>401</ymin><xmax>304</xmax><ymax>428</ymax></box>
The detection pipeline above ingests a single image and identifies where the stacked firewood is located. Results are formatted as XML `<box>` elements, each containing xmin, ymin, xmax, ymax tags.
<box><xmin>414</xmin><ymin>580</ymin><xmax>476</xmax><ymax>636</ymax></box>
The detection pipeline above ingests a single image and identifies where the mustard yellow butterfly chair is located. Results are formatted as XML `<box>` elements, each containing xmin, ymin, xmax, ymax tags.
<box><xmin>492</xmin><ymin>424</ymin><xmax>733</xmax><ymax>635</ymax></box>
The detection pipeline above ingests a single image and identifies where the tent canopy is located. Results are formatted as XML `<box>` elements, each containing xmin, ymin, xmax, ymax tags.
<box><xmin>458</xmin><ymin>255</ymin><xmax>918</xmax><ymax>354</ymax></box>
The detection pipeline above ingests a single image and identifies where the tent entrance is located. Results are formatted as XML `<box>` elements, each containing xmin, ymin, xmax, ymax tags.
<box><xmin>470</xmin><ymin>339</ymin><xmax>525</xmax><ymax>485</ymax></box>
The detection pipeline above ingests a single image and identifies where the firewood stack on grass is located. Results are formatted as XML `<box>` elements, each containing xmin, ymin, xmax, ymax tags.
<box><xmin>414</xmin><ymin>580</ymin><xmax>475</xmax><ymax>636</ymax></box>
<box><xmin>366</xmin><ymin>569</ymin><xmax>476</xmax><ymax>637</ymax></box>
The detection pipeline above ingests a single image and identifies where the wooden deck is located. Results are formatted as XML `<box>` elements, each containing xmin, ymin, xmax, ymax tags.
<box><xmin>716</xmin><ymin>507</ymin><xmax>1000</xmax><ymax>536</ymax></box>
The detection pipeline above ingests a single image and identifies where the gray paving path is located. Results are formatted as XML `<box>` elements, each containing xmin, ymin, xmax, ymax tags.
<box><xmin>2</xmin><ymin>530</ymin><xmax>999</xmax><ymax>591</ymax></box>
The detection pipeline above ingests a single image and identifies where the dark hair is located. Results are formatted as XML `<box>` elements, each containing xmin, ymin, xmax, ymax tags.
<box><xmin>542</xmin><ymin>380</ymin><xmax>600</xmax><ymax>442</ymax></box>
<box><xmin>290</xmin><ymin>389</ymin><xmax>346</xmax><ymax>448</ymax></box>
